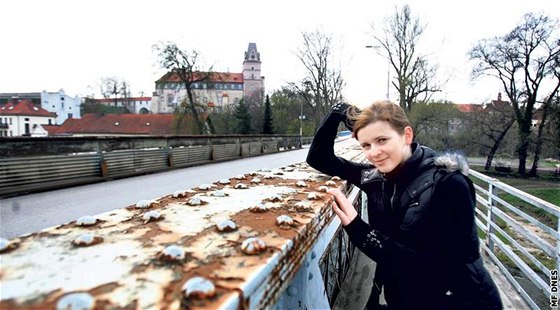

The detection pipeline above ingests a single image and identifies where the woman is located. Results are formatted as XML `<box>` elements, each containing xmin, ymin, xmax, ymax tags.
<box><xmin>306</xmin><ymin>101</ymin><xmax>502</xmax><ymax>310</ymax></box>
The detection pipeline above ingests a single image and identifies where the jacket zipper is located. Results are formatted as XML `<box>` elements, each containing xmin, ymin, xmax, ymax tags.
<box><xmin>390</xmin><ymin>182</ymin><xmax>397</xmax><ymax>211</ymax></box>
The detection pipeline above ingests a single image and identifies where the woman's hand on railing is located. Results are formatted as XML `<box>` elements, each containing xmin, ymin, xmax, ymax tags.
<box><xmin>327</xmin><ymin>188</ymin><xmax>358</xmax><ymax>226</ymax></box>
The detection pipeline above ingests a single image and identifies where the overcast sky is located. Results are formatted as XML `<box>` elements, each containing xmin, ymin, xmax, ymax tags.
<box><xmin>0</xmin><ymin>0</ymin><xmax>557</xmax><ymax>107</ymax></box>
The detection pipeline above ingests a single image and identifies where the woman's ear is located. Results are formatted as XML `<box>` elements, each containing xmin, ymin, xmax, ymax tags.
<box><xmin>404</xmin><ymin>126</ymin><xmax>413</xmax><ymax>144</ymax></box>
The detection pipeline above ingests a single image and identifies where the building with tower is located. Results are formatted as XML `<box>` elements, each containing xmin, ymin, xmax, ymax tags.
<box><xmin>151</xmin><ymin>43</ymin><xmax>265</xmax><ymax>114</ymax></box>
<box><xmin>242</xmin><ymin>43</ymin><xmax>265</xmax><ymax>101</ymax></box>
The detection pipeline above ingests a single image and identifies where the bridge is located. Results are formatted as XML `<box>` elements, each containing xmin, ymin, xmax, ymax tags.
<box><xmin>0</xmin><ymin>137</ymin><xmax>557</xmax><ymax>309</ymax></box>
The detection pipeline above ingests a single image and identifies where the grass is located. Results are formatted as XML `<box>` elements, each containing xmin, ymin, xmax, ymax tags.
<box><xmin>496</xmin><ymin>178</ymin><xmax>560</xmax><ymax>228</ymax></box>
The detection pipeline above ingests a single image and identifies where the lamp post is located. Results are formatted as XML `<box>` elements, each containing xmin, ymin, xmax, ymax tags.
<box><xmin>365</xmin><ymin>45</ymin><xmax>390</xmax><ymax>100</ymax></box>
<box><xmin>299</xmin><ymin>101</ymin><xmax>305</xmax><ymax>136</ymax></box>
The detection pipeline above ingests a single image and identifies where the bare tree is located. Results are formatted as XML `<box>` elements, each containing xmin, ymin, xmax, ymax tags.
<box><xmin>154</xmin><ymin>42</ymin><xmax>215</xmax><ymax>134</ymax></box>
<box><xmin>470</xmin><ymin>101</ymin><xmax>516</xmax><ymax>171</ymax></box>
<box><xmin>100</xmin><ymin>77</ymin><xmax>131</xmax><ymax>111</ymax></box>
<box><xmin>470</xmin><ymin>13</ymin><xmax>560</xmax><ymax>175</ymax></box>
<box><xmin>291</xmin><ymin>30</ymin><xmax>345</xmax><ymax>130</ymax></box>
<box><xmin>530</xmin><ymin>52</ymin><xmax>560</xmax><ymax>176</ymax></box>
<box><xmin>370</xmin><ymin>4</ymin><xmax>441</xmax><ymax>112</ymax></box>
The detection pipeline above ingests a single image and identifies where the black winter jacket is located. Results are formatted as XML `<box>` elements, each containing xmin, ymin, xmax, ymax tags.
<box><xmin>306</xmin><ymin>111</ymin><xmax>502</xmax><ymax>310</ymax></box>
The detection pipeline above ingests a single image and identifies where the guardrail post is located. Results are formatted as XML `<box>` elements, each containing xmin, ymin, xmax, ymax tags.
<box><xmin>557</xmin><ymin>220</ymin><xmax>560</xmax><ymax>273</ymax></box>
<box><xmin>96</xmin><ymin>139</ymin><xmax>108</xmax><ymax>177</ymax></box>
<box><xmin>166</xmin><ymin>138</ymin><xmax>173</xmax><ymax>167</ymax></box>
<box><xmin>486</xmin><ymin>179</ymin><xmax>497</xmax><ymax>254</ymax></box>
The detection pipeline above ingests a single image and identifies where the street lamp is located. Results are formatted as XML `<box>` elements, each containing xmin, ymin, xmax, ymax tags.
<box><xmin>299</xmin><ymin>101</ymin><xmax>305</xmax><ymax>136</ymax></box>
<box><xmin>365</xmin><ymin>45</ymin><xmax>390</xmax><ymax>100</ymax></box>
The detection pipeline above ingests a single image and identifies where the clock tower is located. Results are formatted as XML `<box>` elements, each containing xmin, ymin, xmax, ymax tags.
<box><xmin>242</xmin><ymin>43</ymin><xmax>264</xmax><ymax>101</ymax></box>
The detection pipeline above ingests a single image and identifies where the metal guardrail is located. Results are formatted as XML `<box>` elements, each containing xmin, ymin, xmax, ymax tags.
<box><xmin>0</xmin><ymin>135</ymin><xmax>302</xmax><ymax>197</ymax></box>
<box><xmin>0</xmin><ymin>148</ymin><xmax>363</xmax><ymax>309</ymax></box>
<box><xmin>469</xmin><ymin>169</ymin><xmax>559</xmax><ymax>310</ymax></box>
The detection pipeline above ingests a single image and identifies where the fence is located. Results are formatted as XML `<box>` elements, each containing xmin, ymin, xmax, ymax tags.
<box><xmin>469</xmin><ymin>169</ymin><xmax>559</xmax><ymax>309</ymax></box>
<box><xmin>0</xmin><ymin>135</ymin><xmax>303</xmax><ymax>197</ymax></box>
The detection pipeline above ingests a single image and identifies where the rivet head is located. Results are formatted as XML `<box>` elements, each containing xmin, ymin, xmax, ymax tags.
<box><xmin>142</xmin><ymin>210</ymin><xmax>161</xmax><ymax>222</ymax></box>
<box><xmin>241</xmin><ymin>237</ymin><xmax>267</xmax><ymax>255</ymax></box>
<box><xmin>216</xmin><ymin>219</ymin><xmax>237</xmax><ymax>232</ymax></box>
<box><xmin>250</xmin><ymin>203</ymin><xmax>268</xmax><ymax>213</ymax></box>
<box><xmin>0</xmin><ymin>237</ymin><xmax>16</xmax><ymax>253</ymax></box>
<box><xmin>160</xmin><ymin>245</ymin><xmax>185</xmax><ymax>261</ymax></box>
<box><xmin>182</xmin><ymin>277</ymin><xmax>216</xmax><ymax>299</ymax></box>
<box><xmin>234</xmin><ymin>183</ymin><xmax>248</xmax><ymax>189</ymax></box>
<box><xmin>135</xmin><ymin>200</ymin><xmax>153</xmax><ymax>209</ymax></box>
<box><xmin>198</xmin><ymin>184</ymin><xmax>214</xmax><ymax>190</ymax></box>
<box><xmin>72</xmin><ymin>233</ymin><xmax>102</xmax><ymax>247</ymax></box>
<box><xmin>211</xmin><ymin>190</ymin><xmax>227</xmax><ymax>197</ymax></box>
<box><xmin>287</xmin><ymin>285</ymin><xmax>298</xmax><ymax>296</ymax></box>
<box><xmin>276</xmin><ymin>215</ymin><xmax>294</xmax><ymax>227</ymax></box>
<box><xmin>173</xmin><ymin>190</ymin><xmax>186</xmax><ymax>198</ymax></box>
<box><xmin>187</xmin><ymin>197</ymin><xmax>203</xmax><ymax>206</ymax></box>
<box><xmin>76</xmin><ymin>215</ymin><xmax>97</xmax><ymax>226</ymax></box>
<box><xmin>56</xmin><ymin>292</ymin><xmax>95</xmax><ymax>310</ymax></box>
<box><xmin>317</xmin><ymin>186</ymin><xmax>329</xmax><ymax>192</ymax></box>
<box><xmin>307</xmin><ymin>192</ymin><xmax>321</xmax><ymax>200</ymax></box>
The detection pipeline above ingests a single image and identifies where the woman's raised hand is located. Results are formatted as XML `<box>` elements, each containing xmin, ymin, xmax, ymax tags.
<box><xmin>327</xmin><ymin>188</ymin><xmax>358</xmax><ymax>226</ymax></box>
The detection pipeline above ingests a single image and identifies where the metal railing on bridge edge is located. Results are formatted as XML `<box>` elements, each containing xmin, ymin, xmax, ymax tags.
<box><xmin>0</xmin><ymin>135</ymin><xmax>314</xmax><ymax>197</ymax></box>
<box><xmin>469</xmin><ymin>169</ymin><xmax>559</xmax><ymax>309</ymax></box>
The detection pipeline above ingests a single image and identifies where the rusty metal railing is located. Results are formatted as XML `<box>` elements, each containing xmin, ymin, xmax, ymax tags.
<box><xmin>0</xmin><ymin>145</ymin><xmax>365</xmax><ymax>310</ymax></box>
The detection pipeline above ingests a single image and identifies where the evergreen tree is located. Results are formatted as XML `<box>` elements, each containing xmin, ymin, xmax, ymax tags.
<box><xmin>262</xmin><ymin>95</ymin><xmax>274</xmax><ymax>134</ymax></box>
<box><xmin>234</xmin><ymin>99</ymin><xmax>252</xmax><ymax>134</ymax></box>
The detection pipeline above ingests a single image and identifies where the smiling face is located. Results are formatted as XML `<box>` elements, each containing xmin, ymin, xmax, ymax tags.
<box><xmin>356</xmin><ymin>121</ymin><xmax>413</xmax><ymax>174</ymax></box>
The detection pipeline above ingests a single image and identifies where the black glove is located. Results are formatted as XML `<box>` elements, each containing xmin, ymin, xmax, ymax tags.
<box><xmin>330</xmin><ymin>102</ymin><xmax>360</xmax><ymax>131</ymax></box>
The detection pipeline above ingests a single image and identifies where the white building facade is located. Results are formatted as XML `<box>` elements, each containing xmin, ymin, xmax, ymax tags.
<box><xmin>41</xmin><ymin>89</ymin><xmax>81</xmax><ymax>124</ymax></box>
<box><xmin>0</xmin><ymin>100</ymin><xmax>56</xmax><ymax>137</ymax></box>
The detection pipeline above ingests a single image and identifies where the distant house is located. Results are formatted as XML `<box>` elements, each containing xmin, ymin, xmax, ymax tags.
<box><xmin>0</xmin><ymin>99</ymin><xmax>56</xmax><ymax>137</ymax></box>
<box><xmin>41</xmin><ymin>89</ymin><xmax>81</xmax><ymax>124</ymax></box>
<box><xmin>45</xmin><ymin>113</ymin><xmax>200</xmax><ymax>136</ymax></box>
<box><xmin>92</xmin><ymin>97</ymin><xmax>153</xmax><ymax>114</ymax></box>
<box><xmin>0</xmin><ymin>89</ymin><xmax>81</xmax><ymax>125</ymax></box>
<box><xmin>152</xmin><ymin>42</ymin><xmax>265</xmax><ymax>114</ymax></box>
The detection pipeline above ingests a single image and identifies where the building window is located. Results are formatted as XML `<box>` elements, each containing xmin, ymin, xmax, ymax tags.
<box><xmin>9</xmin><ymin>118</ymin><xmax>12</xmax><ymax>125</ymax></box>
<box><xmin>68</xmin><ymin>113</ymin><xmax>73</xmax><ymax>119</ymax></box>
<box><xmin>52</xmin><ymin>105</ymin><xmax>55</xmax><ymax>108</ymax></box>
<box><xmin>25</xmin><ymin>118</ymin><xmax>29</xmax><ymax>121</ymax></box>
<box><xmin>48</xmin><ymin>119</ymin><xmax>52</xmax><ymax>125</ymax></box>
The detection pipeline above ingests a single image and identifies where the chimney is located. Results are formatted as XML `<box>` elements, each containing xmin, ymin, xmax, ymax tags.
<box><xmin>498</xmin><ymin>92</ymin><xmax>502</xmax><ymax>101</ymax></box>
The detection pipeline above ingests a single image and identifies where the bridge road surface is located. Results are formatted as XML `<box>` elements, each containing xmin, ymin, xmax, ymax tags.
<box><xmin>1</xmin><ymin>144</ymin><xmax>333</xmax><ymax>239</ymax></box>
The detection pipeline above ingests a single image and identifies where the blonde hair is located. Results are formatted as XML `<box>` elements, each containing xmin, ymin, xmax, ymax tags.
<box><xmin>351</xmin><ymin>100</ymin><xmax>411</xmax><ymax>137</ymax></box>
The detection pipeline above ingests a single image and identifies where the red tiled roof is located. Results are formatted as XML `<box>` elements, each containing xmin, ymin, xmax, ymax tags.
<box><xmin>93</xmin><ymin>97</ymin><xmax>152</xmax><ymax>103</ymax></box>
<box><xmin>47</xmin><ymin>114</ymin><xmax>200</xmax><ymax>136</ymax></box>
<box><xmin>455</xmin><ymin>103</ymin><xmax>483</xmax><ymax>113</ymax></box>
<box><xmin>156</xmin><ymin>71</ymin><xmax>243</xmax><ymax>84</ymax></box>
<box><xmin>0</xmin><ymin>100</ymin><xmax>56</xmax><ymax>117</ymax></box>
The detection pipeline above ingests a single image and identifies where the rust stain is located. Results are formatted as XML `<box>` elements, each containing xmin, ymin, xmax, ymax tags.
<box><xmin>0</xmin><ymin>157</ymin><xmax>358</xmax><ymax>309</ymax></box>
